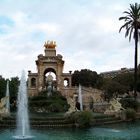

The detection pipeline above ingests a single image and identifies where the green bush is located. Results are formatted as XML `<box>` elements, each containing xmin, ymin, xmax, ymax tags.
<box><xmin>67</xmin><ymin>111</ymin><xmax>93</xmax><ymax>127</ymax></box>
<box><xmin>120</xmin><ymin>97</ymin><xmax>139</xmax><ymax>110</ymax></box>
<box><xmin>47</xmin><ymin>102</ymin><xmax>63</xmax><ymax>112</ymax></box>
<box><xmin>125</xmin><ymin>108</ymin><xmax>136</xmax><ymax>120</ymax></box>
<box><xmin>29</xmin><ymin>90</ymin><xmax>69</xmax><ymax>113</ymax></box>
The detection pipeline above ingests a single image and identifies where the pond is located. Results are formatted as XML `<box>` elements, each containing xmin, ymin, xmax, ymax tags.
<box><xmin>0</xmin><ymin>121</ymin><xmax>140</xmax><ymax>140</ymax></box>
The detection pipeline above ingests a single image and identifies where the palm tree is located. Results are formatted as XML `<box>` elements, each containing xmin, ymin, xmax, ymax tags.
<box><xmin>119</xmin><ymin>3</ymin><xmax>140</xmax><ymax>98</ymax></box>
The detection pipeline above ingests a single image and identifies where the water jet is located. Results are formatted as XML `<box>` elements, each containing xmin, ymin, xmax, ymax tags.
<box><xmin>13</xmin><ymin>71</ymin><xmax>34</xmax><ymax>139</ymax></box>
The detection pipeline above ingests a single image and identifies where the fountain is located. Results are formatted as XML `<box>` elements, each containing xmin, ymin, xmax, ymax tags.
<box><xmin>78</xmin><ymin>84</ymin><xmax>83</xmax><ymax>111</ymax></box>
<box><xmin>0</xmin><ymin>73</ymin><xmax>140</xmax><ymax>140</ymax></box>
<box><xmin>13</xmin><ymin>71</ymin><xmax>33</xmax><ymax>139</ymax></box>
<box><xmin>46</xmin><ymin>72</ymin><xmax>53</xmax><ymax>97</ymax></box>
<box><xmin>47</xmin><ymin>81</ymin><xmax>52</xmax><ymax>97</ymax></box>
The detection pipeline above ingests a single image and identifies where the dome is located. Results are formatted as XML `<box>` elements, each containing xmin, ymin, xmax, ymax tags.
<box><xmin>57</xmin><ymin>54</ymin><xmax>63</xmax><ymax>59</ymax></box>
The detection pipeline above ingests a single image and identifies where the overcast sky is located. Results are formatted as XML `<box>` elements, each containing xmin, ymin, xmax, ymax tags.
<box><xmin>0</xmin><ymin>0</ymin><xmax>140</xmax><ymax>78</ymax></box>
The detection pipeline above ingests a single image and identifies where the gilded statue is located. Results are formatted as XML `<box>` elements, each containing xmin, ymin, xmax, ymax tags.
<box><xmin>44</xmin><ymin>41</ymin><xmax>56</xmax><ymax>49</ymax></box>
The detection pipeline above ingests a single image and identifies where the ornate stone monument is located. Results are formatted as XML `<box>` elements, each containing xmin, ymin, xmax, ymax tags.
<box><xmin>27</xmin><ymin>40</ymin><xmax>104</xmax><ymax>111</ymax></box>
<box><xmin>27</xmin><ymin>41</ymin><xmax>72</xmax><ymax>96</ymax></box>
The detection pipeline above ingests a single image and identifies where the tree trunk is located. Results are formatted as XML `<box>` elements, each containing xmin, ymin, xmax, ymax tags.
<box><xmin>134</xmin><ymin>28</ymin><xmax>138</xmax><ymax>99</ymax></box>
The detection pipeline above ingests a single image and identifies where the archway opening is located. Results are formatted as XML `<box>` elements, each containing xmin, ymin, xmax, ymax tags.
<box><xmin>44</xmin><ymin>68</ymin><xmax>57</xmax><ymax>90</ymax></box>
<box><xmin>31</xmin><ymin>78</ymin><xmax>36</xmax><ymax>87</ymax></box>
<box><xmin>64</xmin><ymin>78</ymin><xmax>69</xmax><ymax>87</ymax></box>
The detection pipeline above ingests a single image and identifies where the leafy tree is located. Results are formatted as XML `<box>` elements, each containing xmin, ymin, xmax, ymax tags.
<box><xmin>72</xmin><ymin>69</ymin><xmax>100</xmax><ymax>88</ymax></box>
<box><xmin>102</xmin><ymin>79</ymin><xmax>128</xmax><ymax>101</ymax></box>
<box><xmin>0</xmin><ymin>77</ymin><xmax>7</xmax><ymax>99</ymax></box>
<box><xmin>119</xmin><ymin>3</ymin><xmax>140</xmax><ymax>98</ymax></box>
<box><xmin>96</xmin><ymin>75</ymin><xmax>104</xmax><ymax>89</ymax></box>
<box><xmin>113</xmin><ymin>73</ymin><xmax>134</xmax><ymax>91</ymax></box>
<box><xmin>9</xmin><ymin>77</ymin><xmax>19</xmax><ymax>99</ymax></box>
<box><xmin>72</xmin><ymin>70</ymin><xmax>80</xmax><ymax>86</ymax></box>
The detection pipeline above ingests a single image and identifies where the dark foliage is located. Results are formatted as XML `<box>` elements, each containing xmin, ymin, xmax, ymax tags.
<box><xmin>120</xmin><ymin>96</ymin><xmax>139</xmax><ymax>110</ymax></box>
<box><xmin>29</xmin><ymin>90</ymin><xmax>69</xmax><ymax>113</ymax></box>
<box><xmin>72</xmin><ymin>69</ymin><xmax>103</xmax><ymax>88</ymax></box>
<box><xmin>9</xmin><ymin>77</ymin><xmax>19</xmax><ymax>99</ymax></box>
<box><xmin>0</xmin><ymin>77</ymin><xmax>7</xmax><ymax>99</ymax></box>
<box><xmin>66</xmin><ymin>111</ymin><xmax>93</xmax><ymax>127</ymax></box>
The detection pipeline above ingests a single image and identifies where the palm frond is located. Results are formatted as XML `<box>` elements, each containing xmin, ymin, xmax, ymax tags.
<box><xmin>123</xmin><ymin>11</ymin><xmax>131</xmax><ymax>15</ymax></box>
<box><xmin>129</xmin><ymin>26</ymin><xmax>134</xmax><ymax>41</ymax></box>
<box><xmin>119</xmin><ymin>16</ymin><xmax>126</xmax><ymax>20</ymax></box>
<box><xmin>119</xmin><ymin>21</ymin><xmax>133</xmax><ymax>33</ymax></box>
<box><xmin>119</xmin><ymin>2</ymin><xmax>140</xmax><ymax>42</ymax></box>
<box><xmin>125</xmin><ymin>28</ymin><xmax>130</xmax><ymax>38</ymax></box>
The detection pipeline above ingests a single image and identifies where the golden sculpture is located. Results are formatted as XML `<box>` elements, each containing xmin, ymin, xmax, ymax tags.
<box><xmin>44</xmin><ymin>41</ymin><xmax>56</xmax><ymax>49</ymax></box>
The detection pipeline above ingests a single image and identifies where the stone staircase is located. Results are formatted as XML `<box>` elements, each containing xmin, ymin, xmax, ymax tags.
<box><xmin>94</xmin><ymin>115</ymin><xmax>122</xmax><ymax>126</ymax></box>
<box><xmin>30</xmin><ymin>117</ymin><xmax>74</xmax><ymax>128</ymax></box>
<box><xmin>0</xmin><ymin>114</ymin><xmax>126</xmax><ymax>128</ymax></box>
<box><xmin>0</xmin><ymin>117</ymin><xmax>74</xmax><ymax>128</ymax></box>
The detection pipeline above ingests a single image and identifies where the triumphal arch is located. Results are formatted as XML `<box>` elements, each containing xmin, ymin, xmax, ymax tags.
<box><xmin>27</xmin><ymin>41</ymin><xmax>72</xmax><ymax>96</ymax></box>
<box><xmin>27</xmin><ymin>41</ymin><xmax>104</xmax><ymax>111</ymax></box>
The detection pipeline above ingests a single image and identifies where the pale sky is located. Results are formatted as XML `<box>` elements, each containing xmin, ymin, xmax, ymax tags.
<box><xmin>0</xmin><ymin>0</ymin><xmax>139</xmax><ymax>78</ymax></box>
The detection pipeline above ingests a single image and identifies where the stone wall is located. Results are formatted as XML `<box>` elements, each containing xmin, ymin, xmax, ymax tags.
<box><xmin>60</xmin><ymin>86</ymin><xmax>105</xmax><ymax>111</ymax></box>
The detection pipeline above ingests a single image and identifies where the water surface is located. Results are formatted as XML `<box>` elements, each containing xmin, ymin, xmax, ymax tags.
<box><xmin>0</xmin><ymin>121</ymin><xmax>140</xmax><ymax>140</ymax></box>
